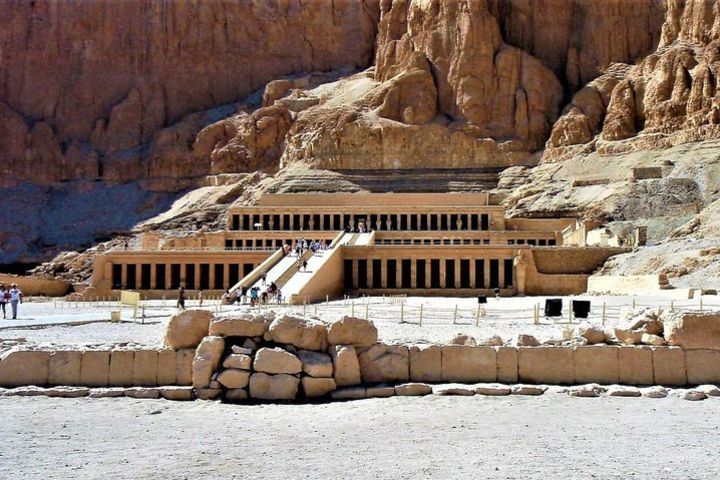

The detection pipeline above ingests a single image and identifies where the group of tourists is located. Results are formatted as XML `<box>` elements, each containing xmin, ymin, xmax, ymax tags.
<box><xmin>224</xmin><ymin>281</ymin><xmax>283</xmax><ymax>307</ymax></box>
<box><xmin>0</xmin><ymin>283</ymin><xmax>23</xmax><ymax>320</ymax></box>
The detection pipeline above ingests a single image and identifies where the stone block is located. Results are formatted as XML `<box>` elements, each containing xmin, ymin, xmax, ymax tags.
<box><xmin>225</xmin><ymin>389</ymin><xmax>249</xmax><ymax>401</ymax></box>
<box><xmin>686</xmin><ymin>350</ymin><xmax>720</xmax><ymax>385</ymax></box>
<box><xmin>618</xmin><ymin>346</ymin><xmax>653</xmax><ymax>385</ymax></box>
<box><xmin>330</xmin><ymin>387</ymin><xmax>366</xmax><ymax>400</ymax></box>
<box><xmin>209</xmin><ymin>312</ymin><xmax>272</xmax><ymax>337</ymax></box>
<box><xmin>269</xmin><ymin>315</ymin><xmax>327</xmax><ymax>351</ymax></box>
<box><xmin>165</xmin><ymin>309</ymin><xmax>212</xmax><ymax>349</ymax></box>
<box><xmin>124</xmin><ymin>387</ymin><xmax>160</xmax><ymax>399</ymax></box>
<box><xmin>665</xmin><ymin>311</ymin><xmax>720</xmax><ymax>350</ymax></box>
<box><xmin>518</xmin><ymin>347</ymin><xmax>574</xmax><ymax>385</ymax></box>
<box><xmin>394</xmin><ymin>383</ymin><xmax>432</xmax><ymax>396</ymax></box>
<box><xmin>48</xmin><ymin>350</ymin><xmax>82</xmax><ymax>386</ymax></box>
<box><xmin>253</xmin><ymin>347</ymin><xmax>302</xmax><ymax>375</ymax></box>
<box><xmin>175</xmin><ymin>349</ymin><xmax>194</xmax><ymax>386</ymax></box>
<box><xmin>108</xmin><ymin>350</ymin><xmax>134</xmax><ymax>387</ymax></box>
<box><xmin>80</xmin><ymin>350</ymin><xmax>111</xmax><ymax>387</ymax></box>
<box><xmin>132</xmin><ymin>350</ymin><xmax>159</xmax><ymax>387</ymax></box>
<box><xmin>89</xmin><ymin>387</ymin><xmax>125</xmax><ymax>398</ymax></box>
<box><xmin>296</xmin><ymin>350</ymin><xmax>333</xmax><ymax>378</ymax></box>
<box><xmin>217</xmin><ymin>369</ymin><xmax>250</xmax><ymax>389</ymax></box>
<box><xmin>409</xmin><ymin>344</ymin><xmax>441</xmax><ymax>383</ymax></box>
<box><xmin>0</xmin><ymin>349</ymin><xmax>50</xmax><ymax>387</ymax></box>
<box><xmin>330</xmin><ymin>345</ymin><xmax>361</xmax><ymax>387</ymax></box>
<box><xmin>249</xmin><ymin>373</ymin><xmax>299</xmax><ymax>400</ymax></box>
<box><xmin>156</xmin><ymin>349</ymin><xmax>176</xmax><ymax>385</ymax></box>
<box><xmin>159</xmin><ymin>386</ymin><xmax>194</xmax><ymax>401</ymax></box>
<box><xmin>474</xmin><ymin>383</ymin><xmax>511</xmax><ymax>396</ymax></box>
<box><xmin>652</xmin><ymin>347</ymin><xmax>686</xmax><ymax>386</ymax></box>
<box><xmin>192</xmin><ymin>336</ymin><xmax>225</xmax><ymax>388</ymax></box>
<box><xmin>441</xmin><ymin>346</ymin><xmax>496</xmax><ymax>383</ymax></box>
<box><xmin>326</xmin><ymin>316</ymin><xmax>378</xmax><ymax>346</ymax></box>
<box><xmin>301</xmin><ymin>377</ymin><xmax>336</xmax><ymax>398</ymax></box>
<box><xmin>573</xmin><ymin>346</ymin><xmax>618</xmax><ymax>385</ymax></box>
<box><xmin>366</xmin><ymin>385</ymin><xmax>395</xmax><ymax>398</ymax></box>
<box><xmin>495</xmin><ymin>346</ymin><xmax>518</xmax><ymax>383</ymax></box>
<box><xmin>195</xmin><ymin>388</ymin><xmax>222</xmax><ymax>400</ymax></box>
<box><xmin>433</xmin><ymin>384</ymin><xmax>475</xmax><ymax>396</ymax></box>
<box><xmin>222</xmin><ymin>354</ymin><xmax>252</xmax><ymax>370</ymax></box>
<box><xmin>357</xmin><ymin>344</ymin><xmax>409</xmax><ymax>384</ymax></box>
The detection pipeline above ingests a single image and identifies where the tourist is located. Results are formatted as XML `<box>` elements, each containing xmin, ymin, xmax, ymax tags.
<box><xmin>221</xmin><ymin>289</ymin><xmax>232</xmax><ymax>305</ymax></box>
<box><xmin>275</xmin><ymin>288</ymin><xmax>282</xmax><ymax>305</ymax></box>
<box><xmin>302</xmin><ymin>259</ymin><xmax>308</xmax><ymax>272</ymax></box>
<box><xmin>249</xmin><ymin>287</ymin><xmax>258</xmax><ymax>307</ymax></box>
<box><xmin>261</xmin><ymin>290</ymin><xmax>268</xmax><ymax>305</ymax></box>
<box><xmin>240</xmin><ymin>285</ymin><xmax>248</xmax><ymax>304</ymax></box>
<box><xmin>261</xmin><ymin>272</ymin><xmax>267</xmax><ymax>286</ymax></box>
<box><xmin>0</xmin><ymin>283</ymin><xmax>7</xmax><ymax>319</ymax></box>
<box><xmin>198</xmin><ymin>290</ymin><xmax>204</xmax><ymax>306</ymax></box>
<box><xmin>177</xmin><ymin>287</ymin><xmax>186</xmax><ymax>310</ymax></box>
<box><xmin>9</xmin><ymin>283</ymin><xmax>22</xmax><ymax>320</ymax></box>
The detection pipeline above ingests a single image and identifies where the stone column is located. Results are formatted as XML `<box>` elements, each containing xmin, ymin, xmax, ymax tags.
<box><xmin>352</xmin><ymin>260</ymin><xmax>359</xmax><ymax>289</ymax></box>
<box><xmin>194</xmin><ymin>264</ymin><xmax>201</xmax><ymax>290</ymax></box>
<box><xmin>425</xmin><ymin>260</ymin><xmax>431</xmax><ymax>289</ymax></box>
<box><xmin>499</xmin><ymin>259</ymin><xmax>506</xmax><ymax>289</ymax></box>
<box><xmin>121</xmin><ymin>264</ymin><xmax>127</xmax><ymax>289</ymax></box>
<box><xmin>381</xmin><ymin>259</ymin><xmax>388</xmax><ymax>288</ymax></box>
<box><xmin>209</xmin><ymin>264</ymin><xmax>216</xmax><ymax>290</ymax></box>
<box><xmin>410</xmin><ymin>258</ymin><xmax>417</xmax><ymax>288</ymax></box>
<box><xmin>269</xmin><ymin>215</ymin><xmax>275</xmax><ymax>230</ymax></box>
<box><xmin>368</xmin><ymin>260</ymin><xmax>374</xmax><ymax>289</ymax></box>
<box><xmin>440</xmin><ymin>259</ymin><xmax>446</xmax><ymax>288</ymax></box>
<box><xmin>469</xmin><ymin>259</ymin><xmax>476</xmax><ymax>288</ymax></box>
<box><xmin>484</xmin><ymin>259</ymin><xmax>491</xmax><ymax>290</ymax></box>
<box><xmin>224</xmin><ymin>263</ymin><xmax>230</xmax><ymax>289</ymax></box>
<box><xmin>289</xmin><ymin>214</ymin><xmax>295</xmax><ymax>231</ymax></box>
<box><xmin>135</xmin><ymin>265</ymin><xmax>142</xmax><ymax>290</ymax></box>
<box><xmin>165</xmin><ymin>264</ymin><xmax>172</xmax><ymax>290</ymax></box>
<box><xmin>150</xmin><ymin>264</ymin><xmax>157</xmax><ymax>290</ymax></box>
<box><xmin>514</xmin><ymin>251</ymin><xmax>528</xmax><ymax>296</ymax></box>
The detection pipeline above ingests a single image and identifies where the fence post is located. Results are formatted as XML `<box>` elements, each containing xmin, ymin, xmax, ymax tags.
<box><xmin>632</xmin><ymin>297</ymin><xmax>636</xmax><ymax>309</ymax></box>
<box><xmin>365</xmin><ymin>302</ymin><xmax>369</xmax><ymax>321</ymax></box>
<box><xmin>326</xmin><ymin>294</ymin><xmax>329</xmax><ymax>305</ymax></box>
<box><xmin>602</xmin><ymin>302</ymin><xmax>606</xmax><ymax>326</ymax></box>
<box><xmin>351</xmin><ymin>300</ymin><xmax>355</xmax><ymax>317</ymax></box>
<box><xmin>533</xmin><ymin>304</ymin><xmax>538</xmax><ymax>325</ymax></box>
<box><xmin>700</xmin><ymin>295</ymin><xmax>703</xmax><ymax>311</ymax></box>
<box><xmin>419</xmin><ymin>304</ymin><xmax>424</xmax><ymax>327</ymax></box>
<box><xmin>400</xmin><ymin>303</ymin><xmax>404</xmax><ymax>324</ymax></box>
<box><xmin>303</xmin><ymin>298</ymin><xmax>307</xmax><ymax>318</ymax></box>
<box><xmin>670</xmin><ymin>300</ymin><xmax>674</xmax><ymax>311</ymax></box>
<box><xmin>475</xmin><ymin>305</ymin><xmax>480</xmax><ymax>326</ymax></box>
<box><xmin>453</xmin><ymin>304</ymin><xmax>458</xmax><ymax>325</ymax></box>
<box><xmin>314</xmin><ymin>304</ymin><xmax>318</xmax><ymax>316</ymax></box>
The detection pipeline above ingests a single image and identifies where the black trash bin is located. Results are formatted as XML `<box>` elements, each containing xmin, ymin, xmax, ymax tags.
<box><xmin>572</xmin><ymin>300</ymin><xmax>591</xmax><ymax>319</ymax></box>
<box><xmin>478</xmin><ymin>296</ymin><xmax>487</xmax><ymax>304</ymax></box>
<box><xmin>544</xmin><ymin>298</ymin><xmax>563</xmax><ymax>317</ymax></box>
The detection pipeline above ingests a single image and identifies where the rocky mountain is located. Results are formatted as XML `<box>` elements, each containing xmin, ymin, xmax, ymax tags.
<box><xmin>2</xmin><ymin>0</ymin><xmax>719</xmax><ymax>286</ymax></box>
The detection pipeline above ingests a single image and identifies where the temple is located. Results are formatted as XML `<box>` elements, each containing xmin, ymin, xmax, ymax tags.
<box><xmin>88</xmin><ymin>193</ymin><xmax>630</xmax><ymax>302</ymax></box>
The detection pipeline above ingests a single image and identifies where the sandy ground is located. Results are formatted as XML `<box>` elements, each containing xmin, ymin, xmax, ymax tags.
<box><xmin>1</xmin><ymin>293</ymin><xmax>718</xmax><ymax>348</ymax></box>
<box><xmin>0</xmin><ymin>395</ymin><xmax>718</xmax><ymax>479</ymax></box>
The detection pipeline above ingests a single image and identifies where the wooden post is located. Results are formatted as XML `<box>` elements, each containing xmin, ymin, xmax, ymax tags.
<box><xmin>303</xmin><ymin>301</ymin><xmax>307</xmax><ymax>318</ymax></box>
<box><xmin>670</xmin><ymin>300</ymin><xmax>674</xmax><ymax>311</ymax></box>
<box><xmin>351</xmin><ymin>300</ymin><xmax>355</xmax><ymax>317</ymax></box>
<box><xmin>314</xmin><ymin>304</ymin><xmax>318</xmax><ymax>316</ymax></box>
<box><xmin>700</xmin><ymin>295</ymin><xmax>703</xmax><ymax>311</ymax></box>
<box><xmin>326</xmin><ymin>294</ymin><xmax>329</xmax><ymax>305</ymax></box>
<box><xmin>475</xmin><ymin>305</ymin><xmax>480</xmax><ymax>326</ymax></box>
<box><xmin>632</xmin><ymin>297</ymin><xmax>636</xmax><ymax>309</ymax></box>
<box><xmin>419</xmin><ymin>304</ymin><xmax>424</xmax><ymax>327</ymax></box>
<box><xmin>365</xmin><ymin>302</ymin><xmax>369</xmax><ymax>321</ymax></box>
<box><xmin>453</xmin><ymin>304</ymin><xmax>458</xmax><ymax>325</ymax></box>
<box><xmin>400</xmin><ymin>303</ymin><xmax>404</xmax><ymax>324</ymax></box>
<box><xmin>602</xmin><ymin>302</ymin><xmax>606</xmax><ymax>326</ymax></box>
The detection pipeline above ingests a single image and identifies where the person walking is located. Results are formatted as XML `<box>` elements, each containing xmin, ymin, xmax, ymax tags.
<box><xmin>302</xmin><ymin>259</ymin><xmax>308</xmax><ymax>272</ymax></box>
<box><xmin>9</xmin><ymin>283</ymin><xmax>22</xmax><ymax>320</ymax></box>
<box><xmin>0</xmin><ymin>283</ymin><xmax>7</xmax><ymax>319</ymax></box>
<box><xmin>240</xmin><ymin>285</ymin><xmax>248</xmax><ymax>304</ymax></box>
<box><xmin>261</xmin><ymin>272</ymin><xmax>267</xmax><ymax>286</ymax></box>
<box><xmin>177</xmin><ymin>287</ymin><xmax>186</xmax><ymax>310</ymax></box>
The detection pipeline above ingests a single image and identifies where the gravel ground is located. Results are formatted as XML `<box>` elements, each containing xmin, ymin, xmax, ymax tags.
<box><xmin>0</xmin><ymin>395</ymin><xmax>718</xmax><ymax>479</ymax></box>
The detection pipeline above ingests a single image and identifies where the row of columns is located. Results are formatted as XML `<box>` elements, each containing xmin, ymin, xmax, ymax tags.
<box><xmin>232</xmin><ymin>212</ymin><xmax>491</xmax><ymax>232</ymax></box>
<box><xmin>113</xmin><ymin>263</ymin><xmax>254</xmax><ymax>290</ymax></box>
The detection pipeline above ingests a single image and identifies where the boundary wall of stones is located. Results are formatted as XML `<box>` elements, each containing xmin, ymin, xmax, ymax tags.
<box><xmin>0</xmin><ymin>310</ymin><xmax>718</xmax><ymax>401</ymax></box>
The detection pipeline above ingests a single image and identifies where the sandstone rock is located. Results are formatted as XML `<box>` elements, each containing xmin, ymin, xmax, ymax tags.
<box><xmin>607</xmin><ymin>385</ymin><xmax>641</xmax><ymax>397</ymax></box>
<box><xmin>326</xmin><ymin>316</ymin><xmax>378</xmax><ymax>346</ymax></box>
<box><xmin>641</xmin><ymin>333</ymin><xmax>666</xmax><ymax>346</ymax></box>
<box><xmin>664</xmin><ymin>311</ymin><xmax>720</xmax><ymax>350</ymax></box>
<box><xmin>175</xmin><ymin>349</ymin><xmax>195</xmax><ymax>386</ymax></box>
<box><xmin>433</xmin><ymin>384</ymin><xmax>475</xmax><ymax>396</ymax></box>
<box><xmin>232</xmin><ymin>344</ymin><xmax>254</xmax><ymax>355</ymax></box>
<box><xmin>124</xmin><ymin>387</ymin><xmax>160</xmax><ymax>399</ymax></box>
<box><xmin>545</xmin><ymin>386</ymin><xmax>570</xmax><ymax>395</ymax></box>
<box><xmin>366</xmin><ymin>385</ymin><xmax>396</xmax><ymax>398</ymax></box>
<box><xmin>194</xmin><ymin>388</ymin><xmax>223</xmax><ymax>400</ymax></box>
<box><xmin>618</xmin><ymin>347</ymin><xmax>654</xmax><ymax>386</ymax></box>
<box><xmin>249</xmin><ymin>373</ymin><xmax>299</xmax><ymax>401</ymax></box>
<box><xmin>217</xmin><ymin>369</ymin><xmax>251</xmax><ymax>389</ymax></box>
<box><xmin>652</xmin><ymin>347</ymin><xmax>686</xmax><ymax>386</ymax></box>
<box><xmin>209</xmin><ymin>312</ymin><xmax>272</xmax><ymax>338</ymax></box>
<box><xmin>301</xmin><ymin>377</ymin><xmax>337</xmax><ymax>398</ymax></box>
<box><xmin>640</xmin><ymin>386</ymin><xmax>668</xmax><ymax>398</ymax></box>
<box><xmin>89</xmin><ymin>387</ymin><xmax>125</xmax><ymax>398</ymax></box>
<box><xmin>447</xmin><ymin>334</ymin><xmax>476</xmax><ymax>346</ymax></box>
<box><xmin>685</xmin><ymin>350</ymin><xmax>720</xmax><ymax>385</ymax></box>
<box><xmin>357</xmin><ymin>344</ymin><xmax>409</xmax><ymax>384</ymax></box>
<box><xmin>208</xmin><ymin>380</ymin><xmax>221</xmax><ymax>390</ymax></box>
<box><xmin>192</xmin><ymin>336</ymin><xmax>225</xmax><ymax>388</ymax></box>
<box><xmin>518</xmin><ymin>347</ymin><xmax>574</xmax><ymax>385</ymax></box>
<box><xmin>80</xmin><ymin>350</ymin><xmax>111</xmax><ymax>387</ymax></box>
<box><xmin>574</xmin><ymin>346</ymin><xmax>619</xmax><ymax>385</ymax></box>
<box><xmin>48</xmin><ymin>350</ymin><xmax>82</xmax><ymax>386</ymax></box>
<box><xmin>568</xmin><ymin>384</ymin><xmax>603</xmax><ymax>398</ymax></box>
<box><xmin>253</xmin><ymin>347</ymin><xmax>302</xmax><ymax>375</ymax></box>
<box><xmin>441</xmin><ymin>346</ymin><xmax>496</xmax><ymax>383</ymax></box>
<box><xmin>394</xmin><ymin>383</ymin><xmax>432</xmax><ymax>396</ymax></box>
<box><xmin>132</xmin><ymin>350</ymin><xmax>158</xmax><ymax>387</ymax></box>
<box><xmin>614</xmin><ymin>328</ymin><xmax>643</xmax><ymax>345</ymax></box>
<box><xmin>225</xmin><ymin>388</ymin><xmax>249</xmax><ymax>401</ymax></box>
<box><xmin>0</xmin><ymin>349</ymin><xmax>50</xmax><ymax>387</ymax></box>
<box><xmin>495</xmin><ymin>346</ymin><xmax>518</xmax><ymax>383</ymax></box>
<box><xmin>108</xmin><ymin>350</ymin><xmax>134</xmax><ymax>387</ymax></box>
<box><xmin>478</xmin><ymin>335</ymin><xmax>503</xmax><ymax>347</ymax></box>
<box><xmin>269</xmin><ymin>315</ymin><xmax>327</xmax><ymax>351</ymax></box>
<box><xmin>474</xmin><ymin>383</ymin><xmax>511</xmax><ymax>396</ymax></box>
<box><xmin>44</xmin><ymin>386</ymin><xmax>90</xmax><ymax>398</ymax></box>
<box><xmin>330</xmin><ymin>387</ymin><xmax>367</xmax><ymax>400</ymax></box>
<box><xmin>222</xmin><ymin>354</ymin><xmax>252</xmax><ymax>370</ymax></box>
<box><xmin>516</xmin><ymin>334</ymin><xmax>540</xmax><ymax>347</ymax></box>
<box><xmin>296</xmin><ymin>350</ymin><xmax>333</xmax><ymax>378</ymax></box>
<box><xmin>577</xmin><ymin>325</ymin><xmax>606</xmax><ymax>345</ymax></box>
<box><xmin>408</xmin><ymin>344</ymin><xmax>442</xmax><ymax>383</ymax></box>
<box><xmin>159</xmin><ymin>386</ymin><xmax>194</xmax><ymax>401</ymax></box>
<box><xmin>164</xmin><ymin>310</ymin><xmax>212</xmax><ymax>349</ymax></box>
<box><xmin>511</xmin><ymin>385</ymin><xmax>546</xmax><ymax>396</ymax></box>
<box><xmin>330</xmin><ymin>345</ymin><xmax>362</xmax><ymax>387</ymax></box>
<box><xmin>683</xmin><ymin>390</ymin><xmax>707</xmax><ymax>401</ymax></box>
<box><xmin>696</xmin><ymin>385</ymin><xmax>720</xmax><ymax>397</ymax></box>
<box><xmin>157</xmin><ymin>349</ymin><xmax>177</xmax><ymax>385</ymax></box>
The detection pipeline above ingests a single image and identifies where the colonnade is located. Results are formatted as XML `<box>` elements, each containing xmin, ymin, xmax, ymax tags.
<box><xmin>110</xmin><ymin>262</ymin><xmax>258</xmax><ymax>291</ymax></box>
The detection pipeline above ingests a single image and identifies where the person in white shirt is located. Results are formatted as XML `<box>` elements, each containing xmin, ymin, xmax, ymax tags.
<box><xmin>9</xmin><ymin>283</ymin><xmax>22</xmax><ymax>320</ymax></box>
